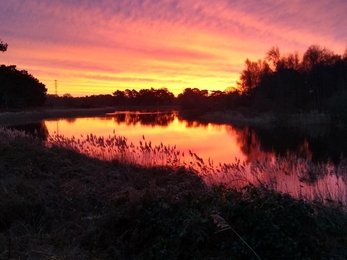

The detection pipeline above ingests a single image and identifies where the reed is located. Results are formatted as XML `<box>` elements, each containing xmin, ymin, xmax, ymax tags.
<box><xmin>44</xmin><ymin>129</ymin><xmax>347</xmax><ymax>206</ymax></box>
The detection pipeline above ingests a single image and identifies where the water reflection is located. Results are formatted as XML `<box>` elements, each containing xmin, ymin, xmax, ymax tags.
<box><xmin>108</xmin><ymin>111</ymin><xmax>175</xmax><ymax>127</ymax></box>
<box><xmin>65</xmin><ymin>118</ymin><xmax>77</xmax><ymax>124</ymax></box>
<box><xmin>229</xmin><ymin>125</ymin><xmax>347</xmax><ymax>165</ymax></box>
<box><xmin>8</xmin><ymin>111</ymin><xmax>347</xmax><ymax>204</ymax></box>
<box><xmin>184</xmin><ymin>120</ymin><xmax>209</xmax><ymax>129</ymax></box>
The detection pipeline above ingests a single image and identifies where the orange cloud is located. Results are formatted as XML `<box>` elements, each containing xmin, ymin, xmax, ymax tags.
<box><xmin>1</xmin><ymin>0</ymin><xmax>346</xmax><ymax>96</ymax></box>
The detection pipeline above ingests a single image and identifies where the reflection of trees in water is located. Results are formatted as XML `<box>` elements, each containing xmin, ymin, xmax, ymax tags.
<box><xmin>184</xmin><ymin>120</ymin><xmax>209</xmax><ymax>129</ymax></box>
<box><xmin>64</xmin><ymin>118</ymin><xmax>77</xmax><ymax>124</ymax></box>
<box><xmin>227</xmin><ymin>125</ymin><xmax>347</xmax><ymax>164</ymax></box>
<box><xmin>308</xmin><ymin>127</ymin><xmax>347</xmax><ymax>165</ymax></box>
<box><xmin>112</xmin><ymin>112</ymin><xmax>175</xmax><ymax>127</ymax></box>
<box><xmin>226</xmin><ymin>125</ymin><xmax>274</xmax><ymax>163</ymax></box>
<box><xmin>226</xmin><ymin>124</ymin><xmax>347</xmax><ymax>185</ymax></box>
<box><xmin>111</xmin><ymin>111</ymin><xmax>215</xmax><ymax>129</ymax></box>
<box><xmin>7</xmin><ymin>121</ymin><xmax>49</xmax><ymax>140</ymax></box>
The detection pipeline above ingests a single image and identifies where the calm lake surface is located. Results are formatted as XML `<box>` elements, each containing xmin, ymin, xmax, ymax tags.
<box><xmin>11</xmin><ymin>110</ymin><xmax>347</xmax><ymax>203</ymax></box>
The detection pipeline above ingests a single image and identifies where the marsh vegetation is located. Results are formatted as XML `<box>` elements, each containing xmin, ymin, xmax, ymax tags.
<box><xmin>1</xmin><ymin>127</ymin><xmax>347</xmax><ymax>259</ymax></box>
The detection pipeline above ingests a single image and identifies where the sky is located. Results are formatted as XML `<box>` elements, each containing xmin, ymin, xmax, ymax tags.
<box><xmin>0</xmin><ymin>0</ymin><xmax>346</xmax><ymax>96</ymax></box>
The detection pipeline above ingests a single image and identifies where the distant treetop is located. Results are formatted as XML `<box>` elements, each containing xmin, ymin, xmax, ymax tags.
<box><xmin>0</xmin><ymin>39</ymin><xmax>8</xmax><ymax>52</ymax></box>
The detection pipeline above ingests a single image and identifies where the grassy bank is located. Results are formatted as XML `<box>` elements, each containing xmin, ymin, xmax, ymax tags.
<box><xmin>1</xmin><ymin>129</ymin><xmax>347</xmax><ymax>259</ymax></box>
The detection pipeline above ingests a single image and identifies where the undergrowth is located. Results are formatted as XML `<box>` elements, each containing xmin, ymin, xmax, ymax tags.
<box><xmin>1</xmin><ymin>128</ymin><xmax>347</xmax><ymax>259</ymax></box>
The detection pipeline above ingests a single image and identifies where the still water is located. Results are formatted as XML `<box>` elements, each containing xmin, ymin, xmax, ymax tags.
<box><xmin>11</xmin><ymin>111</ymin><xmax>347</xmax><ymax>203</ymax></box>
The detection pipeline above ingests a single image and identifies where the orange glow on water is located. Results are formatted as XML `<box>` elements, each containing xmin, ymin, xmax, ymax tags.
<box><xmin>43</xmin><ymin>112</ymin><xmax>347</xmax><ymax>204</ymax></box>
<box><xmin>44</xmin><ymin>116</ymin><xmax>246</xmax><ymax>165</ymax></box>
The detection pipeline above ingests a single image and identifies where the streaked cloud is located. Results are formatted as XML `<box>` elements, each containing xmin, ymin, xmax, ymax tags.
<box><xmin>1</xmin><ymin>0</ymin><xmax>346</xmax><ymax>96</ymax></box>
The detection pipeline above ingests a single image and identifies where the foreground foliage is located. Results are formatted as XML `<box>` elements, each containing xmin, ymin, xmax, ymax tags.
<box><xmin>1</xmin><ymin>131</ymin><xmax>347</xmax><ymax>259</ymax></box>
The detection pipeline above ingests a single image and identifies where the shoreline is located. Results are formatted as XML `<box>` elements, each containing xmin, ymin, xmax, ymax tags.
<box><xmin>197</xmin><ymin>110</ymin><xmax>334</xmax><ymax>128</ymax></box>
<box><xmin>0</xmin><ymin>106</ymin><xmax>179</xmax><ymax>126</ymax></box>
<box><xmin>0</xmin><ymin>106</ymin><xmax>342</xmax><ymax>130</ymax></box>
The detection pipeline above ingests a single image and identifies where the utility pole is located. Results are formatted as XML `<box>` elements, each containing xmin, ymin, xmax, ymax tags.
<box><xmin>54</xmin><ymin>80</ymin><xmax>58</xmax><ymax>95</ymax></box>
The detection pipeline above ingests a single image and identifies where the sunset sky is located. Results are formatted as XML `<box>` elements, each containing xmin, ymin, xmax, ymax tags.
<box><xmin>1</xmin><ymin>0</ymin><xmax>346</xmax><ymax>96</ymax></box>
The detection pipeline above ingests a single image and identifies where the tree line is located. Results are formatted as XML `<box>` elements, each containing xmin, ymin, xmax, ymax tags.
<box><xmin>46</xmin><ymin>88</ymin><xmax>176</xmax><ymax>108</ymax></box>
<box><xmin>237</xmin><ymin>45</ymin><xmax>347</xmax><ymax>113</ymax></box>
<box><xmin>49</xmin><ymin>45</ymin><xmax>347</xmax><ymax>119</ymax></box>
<box><xmin>45</xmin><ymin>87</ymin><xmax>246</xmax><ymax>113</ymax></box>
<box><xmin>2</xmin><ymin>36</ymin><xmax>347</xmax><ymax>121</ymax></box>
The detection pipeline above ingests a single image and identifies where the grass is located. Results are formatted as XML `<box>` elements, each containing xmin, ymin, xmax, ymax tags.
<box><xmin>1</xmin><ymin>128</ymin><xmax>347</xmax><ymax>259</ymax></box>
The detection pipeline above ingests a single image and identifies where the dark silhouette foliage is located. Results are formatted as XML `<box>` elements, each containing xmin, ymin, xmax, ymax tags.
<box><xmin>45</xmin><ymin>88</ymin><xmax>175</xmax><ymax>108</ymax></box>
<box><xmin>177</xmin><ymin>88</ymin><xmax>209</xmax><ymax>109</ymax></box>
<box><xmin>45</xmin><ymin>94</ymin><xmax>116</xmax><ymax>108</ymax></box>
<box><xmin>0</xmin><ymin>65</ymin><xmax>47</xmax><ymax>108</ymax></box>
<box><xmin>235</xmin><ymin>45</ymin><xmax>347</xmax><ymax>115</ymax></box>
<box><xmin>0</xmin><ymin>40</ymin><xmax>46</xmax><ymax>108</ymax></box>
<box><xmin>0</xmin><ymin>39</ymin><xmax>8</xmax><ymax>52</ymax></box>
<box><xmin>116</xmin><ymin>87</ymin><xmax>175</xmax><ymax>106</ymax></box>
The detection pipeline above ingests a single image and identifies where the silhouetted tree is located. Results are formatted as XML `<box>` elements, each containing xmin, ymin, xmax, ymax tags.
<box><xmin>112</xmin><ymin>88</ymin><xmax>174</xmax><ymax>106</ymax></box>
<box><xmin>0</xmin><ymin>65</ymin><xmax>47</xmax><ymax>108</ymax></box>
<box><xmin>237</xmin><ymin>59</ymin><xmax>271</xmax><ymax>99</ymax></box>
<box><xmin>0</xmin><ymin>39</ymin><xmax>8</xmax><ymax>52</ymax></box>
<box><xmin>112</xmin><ymin>90</ymin><xmax>126</xmax><ymax>105</ymax></box>
<box><xmin>153</xmin><ymin>88</ymin><xmax>174</xmax><ymax>105</ymax></box>
<box><xmin>138</xmin><ymin>89</ymin><xmax>156</xmax><ymax>105</ymax></box>
<box><xmin>266</xmin><ymin>46</ymin><xmax>280</xmax><ymax>71</ymax></box>
<box><xmin>233</xmin><ymin>45</ymin><xmax>347</xmax><ymax>113</ymax></box>
<box><xmin>301</xmin><ymin>46</ymin><xmax>341</xmax><ymax>107</ymax></box>
<box><xmin>277</xmin><ymin>52</ymin><xmax>301</xmax><ymax>70</ymax></box>
<box><xmin>177</xmin><ymin>88</ymin><xmax>208</xmax><ymax>110</ymax></box>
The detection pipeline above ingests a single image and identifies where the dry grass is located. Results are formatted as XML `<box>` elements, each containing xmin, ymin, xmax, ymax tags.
<box><xmin>46</xmin><ymin>132</ymin><xmax>253</xmax><ymax>189</ymax></box>
<box><xmin>44</xmin><ymin>129</ymin><xmax>347</xmax><ymax>206</ymax></box>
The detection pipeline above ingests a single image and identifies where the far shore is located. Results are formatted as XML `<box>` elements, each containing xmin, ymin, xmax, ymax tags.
<box><xmin>0</xmin><ymin>106</ymin><xmax>179</xmax><ymax>126</ymax></box>
<box><xmin>197</xmin><ymin>110</ymin><xmax>335</xmax><ymax>128</ymax></box>
<box><xmin>1</xmin><ymin>106</ymin><xmax>344</xmax><ymax>130</ymax></box>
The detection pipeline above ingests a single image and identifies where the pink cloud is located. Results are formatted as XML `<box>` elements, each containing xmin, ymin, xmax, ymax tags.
<box><xmin>1</xmin><ymin>0</ymin><xmax>346</xmax><ymax>96</ymax></box>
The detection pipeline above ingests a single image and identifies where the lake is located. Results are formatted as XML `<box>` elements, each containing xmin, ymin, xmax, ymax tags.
<box><xmin>10</xmin><ymin>110</ymin><xmax>347</xmax><ymax>204</ymax></box>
